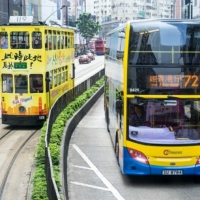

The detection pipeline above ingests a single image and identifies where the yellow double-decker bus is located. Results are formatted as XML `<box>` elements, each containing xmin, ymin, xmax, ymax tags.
<box><xmin>0</xmin><ymin>16</ymin><xmax>75</xmax><ymax>125</ymax></box>
<box><xmin>104</xmin><ymin>19</ymin><xmax>200</xmax><ymax>181</ymax></box>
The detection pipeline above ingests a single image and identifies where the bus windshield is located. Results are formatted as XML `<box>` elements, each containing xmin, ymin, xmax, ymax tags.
<box><xmin>128</xmin><ymin>21</ymin><xmax>200</xmax><ymax>66</ymax></box>
<box><xmin>128</xmin><ymin>98</ymin><xmax>200</xmax><ymax>145</ymax></box>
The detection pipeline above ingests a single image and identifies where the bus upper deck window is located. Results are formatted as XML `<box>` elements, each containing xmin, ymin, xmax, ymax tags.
<box><xmin>32</xmin><ymin>32</ymin><xmax>42</xmax><ymax>49</ymax></box>
<box><xmin>0</xmin><ymin>32</ymin><xmax>8</xmax><ymax>49</ymax></box>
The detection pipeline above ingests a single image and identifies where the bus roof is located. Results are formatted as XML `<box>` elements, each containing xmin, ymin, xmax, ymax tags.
<box><xmin>106</xmin><ymin>18</ymin><xmax>200</xmax><ymax>36</ymax></box>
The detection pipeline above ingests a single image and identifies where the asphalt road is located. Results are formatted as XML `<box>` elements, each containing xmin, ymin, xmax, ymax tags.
<box><xmin>67</xmin><ymin>96</ymin><xmax>200</xmax><ymax>200</ymax></box>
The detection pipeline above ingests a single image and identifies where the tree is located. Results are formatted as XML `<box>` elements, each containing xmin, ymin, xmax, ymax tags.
<box><xmin>75</xmin><ymin>13</ymin><xmax>102</xmax><ymax>42</ymax></box>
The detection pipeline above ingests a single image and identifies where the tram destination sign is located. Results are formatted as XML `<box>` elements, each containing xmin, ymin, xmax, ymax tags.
<box><xmin>14</xmin><ymin>62</ymin><xmax>27</xmax><ymax>69</ymax></box>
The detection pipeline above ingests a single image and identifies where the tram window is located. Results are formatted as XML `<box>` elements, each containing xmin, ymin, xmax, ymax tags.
<box><xmin>10</xmin><ymin>32</ymin><xmax>29</xmax><ymax>49</ymax></box>
<box><xmin>58</xmin><ymin>73</ymin><xmax>61</xmax><ymax>85</ymax></box>
<box><xmin>48</xmin><ymin>35</ymin><xmax>52</xmax><ymax>50</ymax></box>
<box><xmin>32</xmin><ymin>32</ymin><xmax>42</xmax><ymax>49</ymax></box>
<box><xmin>65</xmin><ymin>36</ymin><xmax>68</xmax><ymax>48</ymax></box>
<box><xmin>54</xmin><ymin>74</ymin><xmax>57</xmax><ymax>87</ymax></box>
<box><xmin>49</xmin><ymin>70</ymin><xmax>53</xmax><ymax>89</ymax></box>
<box><xmin>15</xmin><ymin>75</ymin><xmax>28</xmax><ymax>93</ymax></box>
<box><xmin>53</xmin><ymin>35</ymin><xmax>57</xmax><ymax>50</ymax></box>
<box><xmin>65</xmin><ymin>71</ymin><xmax>68</xmax><ymax>81</ymax></box>
<box><xmin>67</xmin><ymin>37</ymin><xmax>71</xmax><ymax>48</ymax></box>
<box><xmin>57</xmin><ymin>35</ymin><xmax>60</xmax><ymax>49</ymax></box>
<box><xmin>71</xmin><ymin>36</ymin><xmax>74</xmax><ymax>47</ymax></box>
<box><xmin>2</xmin><ymin>74</ymin><xmax>13</xmax><ymax>93</ymax></box>
<box><xmin>62</xmin><ymin>72</ymin><xmax>65</xmax><ymax>83</ymax></box>
<box><xmin>30</xmin><ymin>74</ymin><xmax>43</xmax><ymax>93</ymax></box>
<box><xmin>0</xmin><ymin>32</ymin><xmax>8</xmax><ymax>49</ymax></box>
<box><xmin>61</xmin><ymin>35</ymin><xmax>64</xmax><ymax>49</ymax></box>
<box><xmin>45</xmin><ymin>35</ymin><xmax>48</xmax><ymax>50</ymax></box>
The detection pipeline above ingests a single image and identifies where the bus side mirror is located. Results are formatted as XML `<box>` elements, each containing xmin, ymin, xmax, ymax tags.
<box><xmin>116</xmin><ymin>100</ymin><xmax>122</xmax><ymax>110</ymax></box>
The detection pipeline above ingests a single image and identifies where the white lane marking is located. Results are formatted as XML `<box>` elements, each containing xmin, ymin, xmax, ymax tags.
<box><xmin>70</xmin><ymin>182</ymin><xmax>110</xmax><ymax>191</ymax></box>
<box><xmin>71</xmin><ymin>165</ymin><xmax>93</xmax><ymax>170</ymax></box>
<box><xmin>73</xmin><ymin>144</ymin><xmax>125</xmax><ymax>200</ymax></box>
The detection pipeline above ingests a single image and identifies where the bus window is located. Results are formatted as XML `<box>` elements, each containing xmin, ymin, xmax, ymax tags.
<box><xmin>10</xmin><ymin>32</ymin><xmax>29</xmax><ymax>49</ymax></box>
<box><xmin>15</xmin><ymin>75</ymin><xmax>28</xmax><ymax>93</ymax></box>
<box><xmin>0</xmin><ymin>32</ymin><xmax>8</xmax><ymax>49</ymax></box>
<box><xmin>32</xmin><ymin>32</ymin><xmax>42</xmax><ymax>49</ymax></box>
<box><xmin>2</xmin><ymin>74</ymin><xmax>13</xmax><ymax>93</ymax></box>
<box><xmin>30</xmin><ymin>74</ymin><xmax>43</xmax><ymax>93</ymax></box>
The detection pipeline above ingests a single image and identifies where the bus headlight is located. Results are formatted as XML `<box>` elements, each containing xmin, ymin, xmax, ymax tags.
<box><xmin>127</xmin><ymin>148</ymin><xmax>149</xmax><ymax>165</ymax></box>
<box><xmin>19</xmin><ymin>106</ymin><xmax>26</xmax><ymax>113</ymax></box>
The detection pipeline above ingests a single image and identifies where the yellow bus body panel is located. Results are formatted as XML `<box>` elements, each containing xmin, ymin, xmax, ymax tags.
<box><xmin>126</xmin><ymin>141</ymin><xmax>199</xmax><ymax>166</ymax></box>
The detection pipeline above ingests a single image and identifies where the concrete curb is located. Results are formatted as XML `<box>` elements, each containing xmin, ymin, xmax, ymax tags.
<box><xmin>60</xmin><ymin>85</ymin><xmax>104</xmax><ymax>200</ymax></box>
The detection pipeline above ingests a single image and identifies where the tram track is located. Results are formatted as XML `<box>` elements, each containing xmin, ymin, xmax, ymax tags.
<box><xmin>0</xmin><ymin>128</ymin><xmax>15</xmax><ymax>141</ymax></box>
<box><xmin>0</xmin><ymin>128</ymin><xmax>40</xmax><ymax>200</ymax></box>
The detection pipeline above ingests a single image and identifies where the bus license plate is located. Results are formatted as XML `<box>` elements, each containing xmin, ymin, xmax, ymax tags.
<box><xmin>162</xmin><ymin>170</ymin><xmax>183</xmax><ymax>175</ymax></box>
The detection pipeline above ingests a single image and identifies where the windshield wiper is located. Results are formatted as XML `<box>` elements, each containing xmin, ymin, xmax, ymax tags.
<box><xmin>134</xmin><ymin>95</ymin><xmax>148</xmax><ymax>99</ymax></box>
<box><xmin>167</xmin><ymin>95</ymin><xmax>200</xmax><ymax>100</ymax></box>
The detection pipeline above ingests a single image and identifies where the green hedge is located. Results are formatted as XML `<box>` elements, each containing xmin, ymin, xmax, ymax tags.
<box><xmin>32</xmin><ymin>77</ymin><xmax>104</xmax><ymax>200</ymax></box>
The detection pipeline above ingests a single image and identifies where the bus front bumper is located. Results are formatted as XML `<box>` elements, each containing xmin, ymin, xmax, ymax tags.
<box><xmin>122</xmin><ymin>147</ymin><xmax>200</xmax><ymax>176</ymax></box>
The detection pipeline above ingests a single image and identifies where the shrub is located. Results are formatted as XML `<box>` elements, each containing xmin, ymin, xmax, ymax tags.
<box><xmin>32</xmin><ymin>76</ymin><xmax>104</xmax><ymax>199</ymax></box>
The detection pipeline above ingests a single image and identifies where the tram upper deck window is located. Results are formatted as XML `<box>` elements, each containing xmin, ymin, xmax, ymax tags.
<box><xmin>32</xmin><ymin>32</ymin><xmax>42</xmax><ymax>49</ymax></box>
<box><xmin>61</xmin><ymin>34</ymin><xmax>64</xmax><ymax>49</ymax></box>
<box><xmin>0</xmin><ymin>32</ymin><xmax>8</xmax><ymax>49</ymax></box>
<box><xmin>2</xmin><ymin>74</ymin><xmax>13</xmax><ymax>93</ymax></box>
<box><xmin>10</xmin><ymin>32</ymin><xmax>29</xmax><ymax>49</ymax></box>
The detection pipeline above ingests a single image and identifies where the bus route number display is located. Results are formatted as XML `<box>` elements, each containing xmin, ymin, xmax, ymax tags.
<box><xmin>148</xmin><ymin>75</ymin><xmax>199</xmax><ymax>88</ymax></box>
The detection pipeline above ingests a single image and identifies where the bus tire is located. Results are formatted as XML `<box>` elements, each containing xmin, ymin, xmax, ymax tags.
<box><xmin>115</xmin><ymin>135</ymin><xmax>119</xmax><ymax>165</ymax></box>
<box><xmin>193</xmin><ymin>176</ymin><xmax>200</xmax><ymax>183</ymax></box>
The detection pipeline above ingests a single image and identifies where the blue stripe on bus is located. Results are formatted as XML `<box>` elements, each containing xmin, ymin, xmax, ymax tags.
<box><xmin>122</xmin><ymin>147</ymin><xmax>200</xmax><ymax>175</ymax></box>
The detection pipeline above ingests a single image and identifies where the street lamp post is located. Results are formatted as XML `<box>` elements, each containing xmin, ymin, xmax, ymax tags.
<box><xmin>43</xmin><ymin>5</ymin><xmax>66</xmax><ymax>25</ymax></box>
